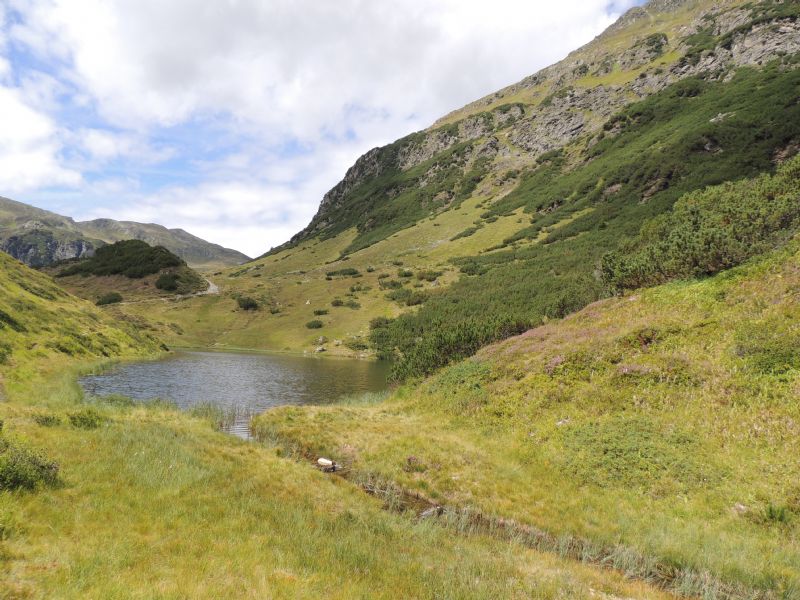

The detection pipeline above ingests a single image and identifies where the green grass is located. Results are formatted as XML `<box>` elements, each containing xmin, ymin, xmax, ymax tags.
<box><xmin>0</xmin><ymin>362</ymin><xmax>671</xmax><ymax>598</ymax></box>
<box><xmin>254</xmin><ymin>239</ymin><xmax>800</xmax><ymax>598</ymax></box>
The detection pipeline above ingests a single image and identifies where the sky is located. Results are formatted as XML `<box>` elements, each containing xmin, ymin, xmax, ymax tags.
<box><xmin>0</xmin><ymin>0</ymin><xmax>642</xmax><ymax>258</ymax></box>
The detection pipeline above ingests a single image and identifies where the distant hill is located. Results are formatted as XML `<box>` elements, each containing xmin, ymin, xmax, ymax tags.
<box><xmin>0</xmin><ymin>196</ymin><xmax>250</xmax><ymax>269</ymax></box>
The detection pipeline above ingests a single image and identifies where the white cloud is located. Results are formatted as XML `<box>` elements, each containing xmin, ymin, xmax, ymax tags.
<box><xmin>0</xmin><ymin>85</ymin><xmax>81</xmax><ymax>192</ymax></box>
<box><xmin>4</xmin><ymin>0</ymin><xmax>640</xmax><ymax>254</ymax></box>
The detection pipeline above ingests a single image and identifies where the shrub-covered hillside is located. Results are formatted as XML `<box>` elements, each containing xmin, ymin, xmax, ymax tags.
<box><xmin>57</xmin><ymin>239</ymin><xmax>184</xmax><ymax>279</ymax></box>
<box><xmin>51</xmin><ymin>239</ymin><xmax>208</xmax><ymax>303</ymax></box>
<box><xmin>376</xmin><ymin>62</ymin><xmax>800</xmax><ymax>378</ymax></box>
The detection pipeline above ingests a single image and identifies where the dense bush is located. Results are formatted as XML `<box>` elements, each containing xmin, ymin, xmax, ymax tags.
<box><xmin>155</xmin><ymin>273</ymin><xmax>179</xmax><ymax>291</ymax></box>
<box><xmin>58</xmin><ymin>240</ymin><xmax>184</xmax><ymax>279</ymax></box>
<box><xmin>237</xmin><ymin>296</ymin><xmax>259</xmax><ymax>310</ymax></box>
<box><xmin>602</xmin><ymin>156</ymin><xmax>800</xmax><ymax>291</ymax></box>
<box><xmin>96</xmin><ymin>292</ymin><xmax>123</xmax><ymax>306</ymax></box>
<box><xmin>416</xmin><ymin>270</ymin><xmax>442</xmax><ymax>282</ymax></box>
<box><xmin>313</xmin><ymin>309</ymin><xmax>329</xmax><ymax>316</ymax></box>
<box><xmin>68</xmin><ymin>408</ymin><xmax>105</xmax><ymax>429</ymax></box>
<box><xmin>0</xmin><ymin>431</ymin><xmax>59</xmax><ymax>491</ymax></box>
<box><xmin>305</xmin><ymin>320</ymin><xmax>324</xmax><ymax>329</ymax></box>
<box><xmin>331</xmin><ymin>299</ymin><xmax>344</xmax><ymax>307</ymax></box>
<box><xmin>325</xmin><ymin>268</ymin><xmax>360</xmax><ymax>277</ymax></box>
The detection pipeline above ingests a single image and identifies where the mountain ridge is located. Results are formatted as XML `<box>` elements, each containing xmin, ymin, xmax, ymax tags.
<box><xmin>0</xmin><ymin>195</ymin><xmax>250</xmax><ymax>269</ymax></box>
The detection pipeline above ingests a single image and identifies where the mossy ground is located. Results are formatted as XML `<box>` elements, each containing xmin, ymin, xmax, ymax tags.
<box><xmin>254</xmin><ymin>239</ymin><xmax>800</xmax><ymax>598</ymax></box>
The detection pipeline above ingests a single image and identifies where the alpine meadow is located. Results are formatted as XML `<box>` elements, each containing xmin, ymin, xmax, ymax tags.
<box><xmin>1</xmin><ymin>0</ymin><xmax>800</xmax><ymax>598</ymax></box>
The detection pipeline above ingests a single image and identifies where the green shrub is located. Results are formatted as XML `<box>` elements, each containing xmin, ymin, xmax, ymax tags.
<box><xmin>602</xmin><ymin>156</ymin><xmax>800</xmax><ymax>292</ymax></box>
<box><xmin>397</xmin><ymin>268</ymin><xmax>413</xmax><ymax>278</ymax></box>
<box><xmin>379</xmin><ymin>279</ymin><xmax>403</xmax><ymax>290</ymax></box>
<box><xmin>305</xmin><ymin>320</ymin><xmax>324</xmax><ymax>329</ymax></box>
<box><xmin>0</xmin><ymin>437</ymin><xmax>59</xmax><ymax>491</ymax></box>
<box><xmin>331</xmin><ymin>299</ymin><xmax>344</xmax><ymax>307</ymax></box>
<box><xmin>416</xmin><ymin>270</ymin><xmax>442</xmax><ymax>282</ymax></box>
<box><xmin>32</xmin><ymin>414</ymin><xmax>61</xmax><ymax>427</ymax></box>
<box><xmin>325</xmin><ymin>268</ymin><xmax>360</xmax><ymax>277</ymax></box>
<box><xmin>451</xmin><ymin>226</ymin><xmax>480</xmax><ymax>241</ymax></box>
<box><xmin>0</xmin><ymin>342</ymin><xmax>11</xmax><ymax>365</ymax></box>
<box><xmin>370</xmin><ymin>317</ymin><xmax>391</xmax><ymax>330</ymax></box>
<box><xmin>96</xmin><ymin>292</ymin><xmax>123</xmax><ymax>306</ymax></box>
<box><xmin>0</xmin><ymin>309</ymin><xmax>26</xmax><ymax>332</ymax></box>
<box><xmin>313</xmin><ymin>309</ymin><xmax>329</xmax><ymax>316</ymax></box>
<box><xmin>237</xmin><ymin>297</ymin><xmax>259</xmax><ymax>310</ymax></box>
<box><xmin>344</xmin><ymin>338</ymin><xmax>369</xmax><ymax>351</ymax></box>
<box><xmin>68</xmin><ymin>408</ymin><xmax>105</xmax><ymax>429</ymax></box>
<box><xmin>155</xmin><ymin>273</ymin><xmax>179</xmax><ymax>291</ymax></box>
<box><xmin>344</xmin><ymin>300</ymin><xmax>361</xmax><ymax>309</ymax></box>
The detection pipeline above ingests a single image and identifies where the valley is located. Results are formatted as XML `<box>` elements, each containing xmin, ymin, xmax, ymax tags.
<box><xmin>2</xmin><ymin>0</ymin><xmax>800</xmax><ymax>597</ymax></box>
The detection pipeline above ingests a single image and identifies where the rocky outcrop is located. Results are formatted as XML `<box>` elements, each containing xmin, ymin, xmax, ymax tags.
<box><xmin>0</xmin><ymin>231</ymin><xmax>95</xmax><ymax>268</ymax></box>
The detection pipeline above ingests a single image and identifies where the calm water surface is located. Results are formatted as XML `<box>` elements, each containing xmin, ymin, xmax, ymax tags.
<box><xmin>80</xmin><ymin>351</ymin><xmax>391</xmax><ymax>438</ymax></box>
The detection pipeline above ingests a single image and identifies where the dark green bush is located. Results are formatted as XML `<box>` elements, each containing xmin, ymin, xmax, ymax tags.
<box><xmin>331</xmin><ymin>299</ymin><xmax>344</xmax><ymax>307</ymax></box>
<box><xmin>416</xmin><ymin>270</ymin><xmax>442</xmax><ymax>282</ymax></box>
<box><xmin>32</xmin><ymin>414</ymin><xmax>61</xmax><ymax>427</ymax></box>
<box><xmin>344</xmin><ymin>300</ymin><xmax>361</xmax><ymax>309</ymax></box>
<box><xmin>325</xmin><ymin>268</ymin><xmax>360</xmax><ymax>277</ymax></box>
<box><xmin>313</xmin><ymin>309</ymin><xmax>329</xmax><ymax>316</ymax></box>
<box><xmin>370</xmin><ymin>317</ymin><xmax>391</xmax><ymax>330</ymax></box>
<box><xmin>306</xmin><ymin>320</ymin><xmax>324</xmax><ymax>329</ymax></box>
<box><xmin>0</xmin><ymin>309</ymin><xmax>25</xmax><ymax>332</ymax></box>
<box><xmin>0</xmin><ymin>436</ymin><xmax>59</xmax><ymax>491</ymax></box>
<box><xmin>96</xmin><ymin>292</ymin><xmax>123</xmax><ymax>306</ymax></box>
<box><xmin>0</xmin><ymin>342</ymin><xmax>12</xmax><ymax>365</ymax></box>
<box><xmin>379</xmin><ymin>279</ymin><xmax>403</xmax><ymax>290</ymax></box>
<box><xmin>237</xmin><ymin>297</ymin><xmax>259</xmax><ymax>310</ymax></box>
<box><xmin>68</xmin><ymin>408</ymin><xmax>105</xmax><ymax>429</ymax></box>
<box><xmin>155</xmin><ymin>273</ymin><xmax>179</xmax><ymax>291</ymax></box>
<box><xmin>602</xmin><ymin>156</ymin><xmax>800</xmax><ymax>292</ymax></box>
<box><xmin>397</xmin><ymin>268</ymin><xmax>413</xmax><ymax>278</ymax></box>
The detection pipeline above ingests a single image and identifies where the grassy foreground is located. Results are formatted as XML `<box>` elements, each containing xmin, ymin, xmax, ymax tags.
<box><xmin>254</xmin><ymin>239</ymin><xmax>800</xmax><ymax>598</ymax></box>
<box><xmin>0</xmin><ymin>362</ymin><xmax>676</xmax><ymax>599</ymax></box>
<box><xmin>0</xmin><ymin>244</ymin><xmax>671</xmax><ymax>598</ymax></box>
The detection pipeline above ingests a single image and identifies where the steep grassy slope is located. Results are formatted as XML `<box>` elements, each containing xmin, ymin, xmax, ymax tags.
<box><xmin>0</xmin><ymin>251</ymin><xmax>162</xmax><ymax>375</ymax></box>
<box><xmin>0</xmin><ymin>196</ymin><xmax>249</xmax><ymax>269</ymax></box>
<box><xmin>254</xmin><ymin>234</ymin><xmax>800</xmax><ymax>599</ymax></box>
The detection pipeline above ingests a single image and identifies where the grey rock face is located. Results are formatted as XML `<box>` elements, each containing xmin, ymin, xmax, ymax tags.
<box><xmin>1</xmin><ymin>233</ymin><xmax>95</xmax><ymax>268</ymax></box>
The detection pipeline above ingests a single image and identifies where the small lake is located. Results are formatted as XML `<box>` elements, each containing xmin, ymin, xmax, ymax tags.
<box><xmin>79</xmin><ymin>351</ymin><xmax>391</xmax><ymax>438</ymax></box>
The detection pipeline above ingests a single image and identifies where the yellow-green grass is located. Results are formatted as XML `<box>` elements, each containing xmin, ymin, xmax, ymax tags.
<box><xmin>115</xmin><ymin>186</ymin><xmax>536</xmax><ymax>355</ymax></box>
<box><xmin>0</xmin><ymin>252</ymin><xmax>161</xmax><ymax>381</ymax></box>
<box><xmin>0</xmin><ymin>359</ymin><xmax>676</xmax><ymax>598</ymax></box>
<box><xmin>254</xmin><ymin>239</ymin><xmax>800</xmax><ymax>597</ymax></box>
<box><xmin>46</xmin><ymin>265</ymin><xmax>206</xmax><ymax>305</ymax></box>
